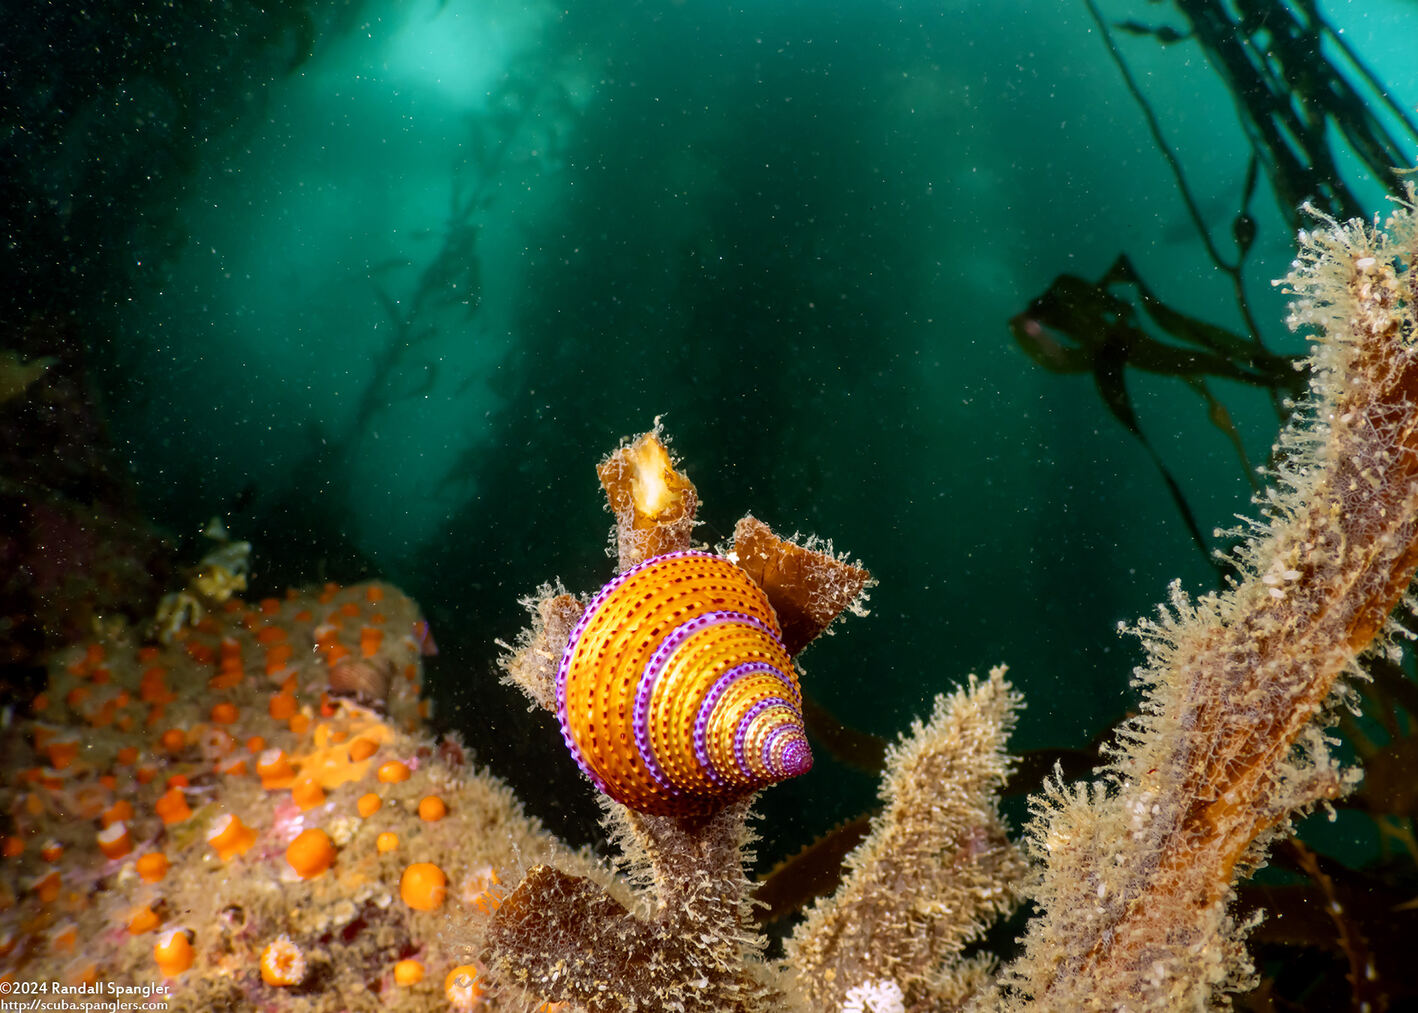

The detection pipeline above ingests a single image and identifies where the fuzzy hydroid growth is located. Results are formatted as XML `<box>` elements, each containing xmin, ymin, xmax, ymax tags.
<box><xmin>998</xmin><ymin>182</ymin><xmax>1418</xmax><ymax>1010</ymax></box>
<box><xmin>787</xmin><ymin>667</ymin><xmax>1026</xmax><ymax>1011</ymax></box>
<box><xmin>484</xmin><ymin>800</ymin><xmax>781</xmax><ymax>1013</ymax></box>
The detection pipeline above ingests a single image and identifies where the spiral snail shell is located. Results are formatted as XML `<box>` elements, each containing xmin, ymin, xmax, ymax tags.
<box><xmin>556</xmin><ymin>551</ymin><xmax>812</xmax><ymax>814</ymax></box>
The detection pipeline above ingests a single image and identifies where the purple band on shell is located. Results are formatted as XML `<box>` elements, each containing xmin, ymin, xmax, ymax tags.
<box><xmin>776</xmin><ymin>733</ymin><xmax>812</xmax><ymax>778</ymax></box>
<box><xmin>761</xmin><ymin>723</ymin><xmax>812</xmax><ymax>779</ymax></box>
<box><xmin>633</xmin><ymin>611</ymin><xmax>777</xmax><ymax>793</ymax></box>
<box><xmin>554</xmin><ymin>550</ymin><xmax>719</xmax><ymax>796</ymax></box>
<box><xmin>692</xmin><ymin>661</ymin><xmax>784</xmax><ymax>786</ymax></box>
<box><xmin>732</xmin><ymin>697</ymin><xmax>793</xmax><ymax>782</ymax></box>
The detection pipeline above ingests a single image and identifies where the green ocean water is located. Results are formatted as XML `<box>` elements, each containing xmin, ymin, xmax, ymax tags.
<box><xmin>7</xmin><ymin>0</ymin><xmax>1418</xmax><ymax>869</ymax></box>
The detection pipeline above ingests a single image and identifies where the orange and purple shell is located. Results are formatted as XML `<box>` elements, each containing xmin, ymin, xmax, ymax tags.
<box><xmin>556</xmin><ymin>551</ymin><xmax>812</xmax><ymax>814</ymax></box>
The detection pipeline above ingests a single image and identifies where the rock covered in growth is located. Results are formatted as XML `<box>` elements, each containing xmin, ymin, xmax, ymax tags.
<box><xmin>0</xmin><ymin>580</ymin><xmax>592</xmax><ymax>1011</ymax></box>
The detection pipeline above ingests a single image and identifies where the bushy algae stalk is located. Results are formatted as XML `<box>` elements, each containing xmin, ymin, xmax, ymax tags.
<box><xmin>997</xmin><ymin>182</ymin><xmax>1418</xmax><ymax>1009</ymax></box>
<box><xmin>786</xmin><ymin>668</ymin><xmax>1027</xmax><ymax>1009</ymax></box>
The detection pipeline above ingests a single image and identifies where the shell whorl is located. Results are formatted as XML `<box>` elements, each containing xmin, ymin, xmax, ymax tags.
<box><xmin>556</xmin><ymin>551</ymin><xmax>812</xmax><ymax>814</ymax></box>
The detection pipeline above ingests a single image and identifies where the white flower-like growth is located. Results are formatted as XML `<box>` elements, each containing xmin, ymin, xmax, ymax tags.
<box><xmin>840</xmin><ymin>979</ymin><xmax>905</xmax><ymax>1013</ymax></box>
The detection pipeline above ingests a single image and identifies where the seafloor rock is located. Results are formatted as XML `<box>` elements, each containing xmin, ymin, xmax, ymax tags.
<box><xmin>0</xmin><ymin>580</ymin><xmax>592</xmax><ymax>1011</ymax></box>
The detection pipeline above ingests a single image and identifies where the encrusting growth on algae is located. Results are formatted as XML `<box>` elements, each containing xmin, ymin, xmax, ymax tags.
<box><xmin>991</xmin><ymin>178</ymin><xmax>1418</xmax><ymax>1011</ymax></box>
<box><xmin>487</xmin><ymin>176</ymin><xmax>1418</xmax><ymax>1013</ymax></box>
<box><xmin>786</xmin><ymin>668</ymin><xmax>1027</xmax><ymax>1010</ymax></box>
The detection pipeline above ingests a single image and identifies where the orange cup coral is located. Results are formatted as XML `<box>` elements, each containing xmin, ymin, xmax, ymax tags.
<box><xmin>348</xmin><ymin>738</ymin><xmax>379</xmax><ymax>762</ymax></box>
<box><xmin>417</xmin><ymin>796</ymin><xmax>446</xmax><ymax>822</ymax></box>
<box><xmin>256</xmin><ymin>748</ymin><xmax>295</xmax><ymax>787</ymax></box>
<box><xmin>127</xmin><ymin>905</ymin><xmax>161</xmax><ymax>935</ymax></box>
<box><xmin>100</xmin><ymin>800</ymin><xmax>133</xmax><ymax>827</ymax></box>
<box><xmin>285</xmin><ymin>828</ymin><xmax>336</xmax><ymax>879</ymax></box>
<box><xmin>260</xmin><ymin>934</ymin><xmax>307</xmax><ymax>987</ymax></box>
<box><xmin>96</xmin><ymin>821</ymin><xmax>132</xmax><ymax>860</ymax></box>
<box><xmin>400</xmin><ymin>862</ymin><xmax>447</xmax><ymax>911</ymax></box>
<box><xmin>268</xmin><ymin>692</ymin><xmax>297</xmax><ymax>721</ymax></box>
<box><xmin>153</xmin><ymin>927</ymin><xmax>194</xmax><ymax>977</ymax></box>
<box><xmin>462</xmin><ymin>865</ymin><xmax>503</xmax><ymax>916</ymax></box>
<box><xmin>206</xmin><ymin>814</ymin><xmax>257</xmax><ymax>862</ymax></box>
<box><xmin>290</xmin><ymin>779</ymin><xmax>325</xmax><ymax>811</ymax></box>
<box><xmin>154</xmin><ymin>786</ymin><xmax>191</xmax><ymax>825</ymax></box>
<box><xmin>30</xmin><ymin>868</ymin><xmax>61</xmax><ymax>903</ymax></box>
<box><xmin>135</xmin><ymin>852</ymin><xmax>169</xmax><ymax>883</ymax></box>
<box><xmin>376</xmin><ymin>759</ymin><xmax>410</xmax><ymax>784</ymax></box>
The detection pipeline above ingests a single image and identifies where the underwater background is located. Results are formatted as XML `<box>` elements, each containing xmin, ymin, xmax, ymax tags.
<box><xmin>4</xmin><ymin>0</ymin><xmax>1418</xmax><ymax>981</ymax></box>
